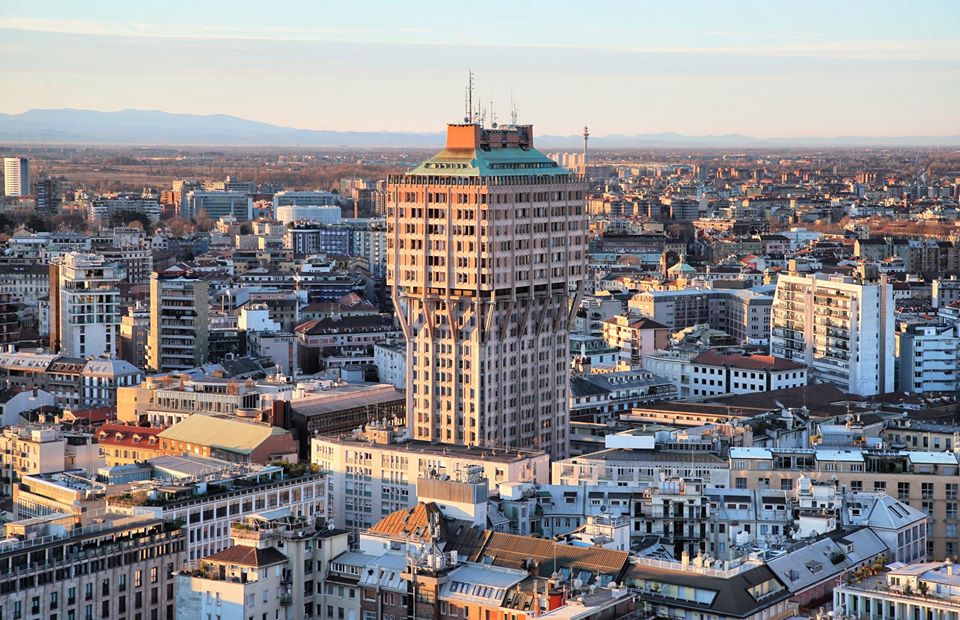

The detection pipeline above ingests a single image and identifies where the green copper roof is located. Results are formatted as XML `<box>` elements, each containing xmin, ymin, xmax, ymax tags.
<box><xmin>406</xmin><ymin>146</ymin><xmax>572</xmax><ymax>178</ymax></box>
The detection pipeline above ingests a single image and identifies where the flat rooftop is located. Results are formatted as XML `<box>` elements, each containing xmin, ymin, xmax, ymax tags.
<box><xmin>314</xmin><ymin>433</ymin><xmax>546</xmax><ymax>463</ymax></box>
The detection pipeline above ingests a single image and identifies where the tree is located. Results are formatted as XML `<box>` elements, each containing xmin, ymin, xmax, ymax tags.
<box><xmin>193</xmin><ymin>209</ymin><xmax>214</xmax><ymax>232</ymax></box>
<box><xmin>165</xmin><ymin>217</ymin><xmax>196</xmax><ymax>236</ymax></box>
<box><xmin>108</xmin><ymin>209</ymin><xmax>152</xmax><ymax>231</ymax></box>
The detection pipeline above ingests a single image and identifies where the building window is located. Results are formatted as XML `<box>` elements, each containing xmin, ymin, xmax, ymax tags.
<box><xmin>897</xmin><ymin>482</ymin><xmax>910</xmax><ymax>500</ymax></box>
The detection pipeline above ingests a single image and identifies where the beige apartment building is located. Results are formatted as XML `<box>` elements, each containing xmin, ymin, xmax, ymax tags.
<box><xmin>0</xmin><ymin>426</ymin><xmax>102</xmax><ymax>496</ymax></box>
<box><xmin>0</xmin><ymin>514</ymin><xmax>186</xmax><ymax>620</ymax></box>
<box><xmin>728</xmin><ymin>447</ymin><xmax>959</xmax><ymax>561</ymax></box>
<box><xmin>117</xmin><ymin>374</ymin><xmax>262</xmax><ymax>426</ymax></box>
<box><xmin>386</xmin><ymin>122</ymin><xmax>587</xmax><ymax>459</ymax></box>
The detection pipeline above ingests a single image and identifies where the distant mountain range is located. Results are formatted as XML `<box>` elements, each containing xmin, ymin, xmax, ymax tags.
<box><xmin>0</xmin><ymin>108</ymin><xmax>957</xmax><ymax>148</ymax></box>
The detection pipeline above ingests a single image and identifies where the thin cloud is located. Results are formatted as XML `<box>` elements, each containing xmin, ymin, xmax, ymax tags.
<box><xmin>0</xmin><ymin>16</ymin><xmax>427</xmax><ymax>40</ymax></box>
<box><xmin>1</xmin><ymin>15</ymin><xmax>957</xmax><ymax>64</ymax></box>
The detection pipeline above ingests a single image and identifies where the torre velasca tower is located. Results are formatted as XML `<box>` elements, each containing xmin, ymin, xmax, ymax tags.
<box><xmin>387</xmin><ymin>122</ymin><xmax>587</xmax><ymax>459</ymax></box>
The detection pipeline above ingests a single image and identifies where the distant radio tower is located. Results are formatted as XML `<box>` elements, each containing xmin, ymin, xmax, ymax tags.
<box><xmin>582</xmin><ymin>125</ymin><xmax>590</xmax><ymax>173</ymax></box>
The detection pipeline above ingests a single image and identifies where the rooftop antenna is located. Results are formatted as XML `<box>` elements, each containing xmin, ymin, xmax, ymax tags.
<box><xmin>510</xmin><ymin>91</ymin><xmax>518</xmax><ymax>125</ymax></box>
<box><xmin>489</xmin><ymin>97</ymin><xmax>497</xmax><ymax>128</ymax></box>
<box><xmin>583</xmin><ymin>125</ymin><xmax>590</xmax><ymax>172</ymax></box>
<box><xmin>466</xmin><ymin>70</ymin><xmax>475</xmax><ymax>124</ymax></box>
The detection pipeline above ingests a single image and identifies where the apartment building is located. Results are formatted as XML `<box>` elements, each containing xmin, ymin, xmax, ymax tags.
<box><xmin>355</xmin><ymin>518</ymin><xmax>634</xmax><ymax>620</ymax></box>
<box><xmin>770</xmin><ymin>271</ymin><xmax>895</xmax><ymax>396</ymax></box>
<box><xmin>311</xmin><ymin>422</ymin><xmax>549</xmax><ymax>532</ymax></box>
<box><xmin>568</xmin><ymin>368</ymin><xmax>679</xmax><ymax>422</ymax></box>
<box><xmin>119</xmin><ymin>306</ymin><xmax>149</xmax><ymax>369</ymax></box>
<box><xmin>3</xmin><ymin>156</ymin><xmax>29</xmax><ymax>196</ymax></box>
<box><xmin>14</xmin><ymin>470</ymin><xmax>107</xmax><ymax>521</ymax></box>
<box><xmin>96</xmin><ymin>423</ymin><xmax>164</xmax><ymax>466</ymax></box>
<box><xmin>895</xmin><ymin>320</ymin><xmax>960</xmax><ymax>393</ymax></box>
<box><xmin>600</xmin><ymin>314</ymin><xmax>670</xmax><ymax>364</ymax></box>
<box><xmin>552</xmin><ymin>447</ymin><xmax>731</xmax><ymax>488</ymax></box>
<box><xmin>629</xmin><ymin>287</ymin><xmax>772</xmax><ymax>344</ymax></box>
<box><xmin>881</xmin><ymin>418</ymin><xmax>960</xmax><ymax>452</ymax></box>
<box><xmin>117</xmin><ymin>375</ymin><xmax>263</xmax><ymax>427</ymax></box>
<box><xmin>80</xmin><ymin>358</ymin><xmax>142</xmax><ymax>408</ymax></box>
<box><xmin>689</xmin><ymin>351</ymin><xmax>807</xmax><ymax>397</ymax></box>
<box><xmin>0</xmin><ymin>514</ymin><xmax>186</xmax><ymax>620</ymax></box>
<box><xmin>629</xmin><ymin>288</ymin><xmax>723</xmax><ymax>330</ymax></box>
<box><xmin>176</xmin><ymin>510</ymin><xmax>350</xmax><ymax>620</ymax></box>
<box><xmin>373</xmin><ymin>341</ymin><xmax>406</xmax><ymax>389</ymax></box>
<box><xmin>49</xmin><ymin>252</ymin><xmax>123</xmax><ymax>358</ymax></box>
<box><xmin>148</xmin><ymin>268</ymin><xmax>210</xmax><ymax>373</ymax></box>
<box><xmin>0</xmin><ymin>426</ymin><xmax>102</xmax><ymax>496</ymax></box>
<box><xmin>728</xmin><ymin>446</ymin><xmax>959</xmax><ymax>560</ymax></box>
<box><xmin>833</xmin><ymin>561</ymin><xmax>960</xmax><ymax>620</ymax></box>
<box><xmin>723</xmin><ymin>288</ymin><xmax>774</xmax><ymax>345</ymax></box>
<box><xmin>0</xmin><ymin>349</ymin><xmax>138</xmax><ymax>409</ymax></box>
<box><xmin>0</xmin><ymin>263</ymin><xmax>49</xmax><ymax>303</ymax></box>
<box><xmin>107</xmin><ymin>460</ymin><xmax>327</xmax><ymax>562</ymax></box>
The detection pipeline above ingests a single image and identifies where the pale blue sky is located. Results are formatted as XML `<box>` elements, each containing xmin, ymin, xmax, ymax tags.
<box><xmin>1</xmin><ymin>0</ymin><xmax>958</xmax><ymax>137</ymax></box>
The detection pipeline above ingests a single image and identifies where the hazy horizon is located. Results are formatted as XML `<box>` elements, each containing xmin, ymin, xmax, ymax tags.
<box><xmin>2</xmin><ymin>0</ymin><xmax>959</xmax><ymax>138</ymax></box>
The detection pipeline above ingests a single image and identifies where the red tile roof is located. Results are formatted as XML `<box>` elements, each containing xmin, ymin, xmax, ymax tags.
<box><xmin>205</xmin><ymin>545</ymin><xmax>288</xmax><ymax>568</ymax></box>
<box><xmin>65</xmin><ymin>407</ymin><xmax>116</xmax><ymax>424</ymax></box>
<box><xmin>692</xmin><ymin>351</ymin><xmax>805</xmax><ymax>371</ymax></box>
<box><xmin>97</xmin><ymin>423</ymin><xmax>163</xmax><ymax>448</ymax></box>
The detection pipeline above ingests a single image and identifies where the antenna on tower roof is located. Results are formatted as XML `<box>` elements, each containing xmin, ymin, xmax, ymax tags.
<box><xmin>465</xmin><ymin>70</ymin><xmax>475</xmax><ymax>124</ymax></box>
<box><xmin>509</xmin><ymin>91</ymin><xmax>518</xmax><ymax>125</ymax></box>
<box><xmin>489</xmin><ymin>97</ymin><xmax>497</xmax><ymax>128</ymax></box>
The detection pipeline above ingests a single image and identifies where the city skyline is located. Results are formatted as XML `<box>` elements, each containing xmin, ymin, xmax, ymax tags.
<box><xmin>1</xmin><ymin>0</ymin><xmax>958</xmax><ymax>138</ymax></box>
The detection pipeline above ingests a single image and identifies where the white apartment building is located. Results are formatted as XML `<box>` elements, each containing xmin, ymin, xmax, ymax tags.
<box><xmin>176</xmin><ymin>510</ymin><xmax>350</xmax><ymax>620</ymax></box>
<box><xmin>88</xmin><ymin>197</ymin><xmax>161</xmax><ymax>224</ymax></box>
<box><xmin>373</xmin><ymin>341</ymin><xmax>406</xmax><ymax>389</ymax></box>
<box><xmin>640</xmin><ymin>347</ymin><xmax>702</xmax><ymax>397</ymax></box>
<box><xmin>896</xmin><ymin>320</ymin><xmax>960</xmax><ymax>393</ymax></box>
<box><xmin>50</xmin><ymin>252</ymin><xmax>123</xmax><ymax>358</ymax></box>
<box><xmin>552</xmin><ymin>447</ymin><xmax>731</xmax><ymax>488</ymax></box>
<box><xmin>689</xmin><ymin>351</ymin><xmax>807</xmax><ymax>397</ymax></box>
<box><xmin>108</xmin><ymin>462</ymin><xmax>327</xmax><ymax>562</ymax></box>
<box><xmin>351</xmin><ymin>222</ymin><xmax>387</xmax><ymax>277</ymax></box>
<box><xmin>3</xmin><ymin>156</ymin><xmax>29</xmax><ymax>196</ymax></box>
<box><xmin>771</xmin><ymin>272</ymin><xmax>894</xmax><ymax>396</ymax></box>
<box><xmin>833</xmin><ymin>562</ymin><xmax>960</xmax><ymax>620</ymax></box>
<box><xmin>311</xmin><ymin>423</ymin><xmax>549</xmax><ymax>532</ymax></box>
<box><xmin>387</xmin><ymin>122</ymin><xmax>587</xmax><ymax>459</ymax></box>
